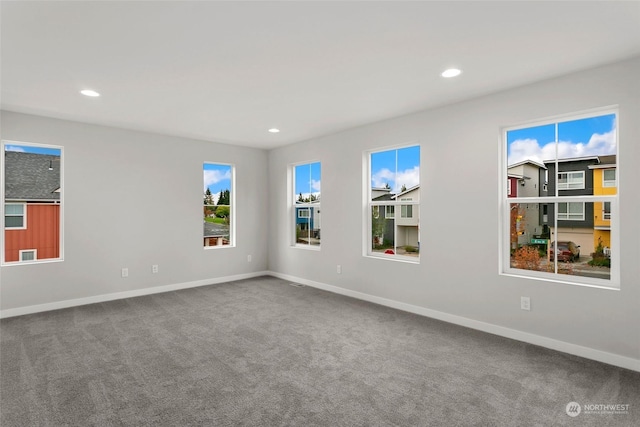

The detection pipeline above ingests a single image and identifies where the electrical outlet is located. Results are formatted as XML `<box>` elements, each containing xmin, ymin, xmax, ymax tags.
<box><xmin>121</xmin><ymin>268</ymin><xmax>129</xmax><ymax>278</ymax></box>
<box><xmin>521</xmin><ymin>296</ymin><xmax>531</xmax><ymax>311</ymax></box>
<box><xmin>152</xmin><ymin>265</ymin><xmax>159</xmax><ymax>274</ymax></box>
<box><xmin>247</xmin><ymin>255</ymin><xmax>252</xmax><ymax>263</ymax></box>
<box><xmin>337</xmin><ymin>265</ymin><xmax>342</xmax><ymax>274</ymax></box>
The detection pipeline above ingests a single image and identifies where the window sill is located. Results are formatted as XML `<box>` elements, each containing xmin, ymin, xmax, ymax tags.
<box><xmin>1</xmin><ymin>258</ymin><xmax>63</xmax><ymax>267</ymax></box>
<box><xmin>292</xmin><ymin>244</ymin><xmax>321</xmax><ymax>251</ymax></box>
<box><xmin>501</xmin><ymin>269</ymin><xmax>619</xmax><ymax>290</ymax></box>
<box><xmin>364</xmin><ymin>253</ymin><xmax>420</xmax><ymax>264</ymax></box>
<box><xmin>204</xmin><ymin>244</ymin><xmax>235</xmax><ymax>250</ymax></box>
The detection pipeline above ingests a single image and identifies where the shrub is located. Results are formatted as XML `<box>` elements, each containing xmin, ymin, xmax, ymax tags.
<box><xmin>513</xmin><ymin>246</ymin><xmax>541</xmax><ymax>271</ymax></box>
<box><xmin>404</xmin><ymin>245</ymin><xmax>418</xmax><ymax>253</ymax></box>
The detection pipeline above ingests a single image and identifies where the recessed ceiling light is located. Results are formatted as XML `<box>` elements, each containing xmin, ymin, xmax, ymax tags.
<box><xmin>268</xmin><ymin>128</ymin><xmax>280</xmax><ymax>133</ymax></box>
<box><xmin>80</xmin><ymin>89</ymin><xmax>100</xmax><ymax>97</ymax></box>
<box><xmin>441</xmin><ymin>68</ymin><xmax>462</xmax><ymax>78</ymax></box>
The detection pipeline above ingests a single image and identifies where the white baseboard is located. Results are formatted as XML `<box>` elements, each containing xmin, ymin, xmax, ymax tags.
<box><xmin>0</xmin><ymin>271</ymin><xmax>269</xmax><ymax>319</ymax></box>
<box><xmin>267</xmin><ymin>271</ymin><xmax>640</xmax><ymax>372</ymax></box>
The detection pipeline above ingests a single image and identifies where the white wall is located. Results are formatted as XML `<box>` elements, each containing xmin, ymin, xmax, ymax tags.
<box><xmin>1</xmin><ymin>112</ymin><xmax>268</xmax><ymax>311</ymax></box>
<box><xmin>268</xmin><ymin>57</ymin><xmax>640</xmax><ymax>366</ymax></box>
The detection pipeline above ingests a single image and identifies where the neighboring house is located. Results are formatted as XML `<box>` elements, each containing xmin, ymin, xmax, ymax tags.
<box><xmin>543</xmin><ymin>156</ymin><xmax>601</xmax><ymax>253</ymax></box>
<box><xmin>507</xmin><ymin>160</ymin><xmax>547</xmax><ymax>245</ymax></box>
<box><xmin>4</xmin><ymin>151</ymin><xmax>61</xmax><ymax>262</ymax></box>
<box><xmin>391</xmin><ymin>185</ymin><xmax>419</xmax><ymax>247</ymax></box>
<box><xmin>589</xmin><ymin>155</ymin><xmax>616</xmax><ymax>254</ymax></box>
<box><xmin>295</xmin><ymin>199</ymin><xmax>321</xmax><ymax>239</ymax></box>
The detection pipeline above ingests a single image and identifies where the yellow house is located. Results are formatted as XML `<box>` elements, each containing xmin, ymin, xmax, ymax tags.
<box><xmin>590</xmin><ymin>155</ymin><xmax>616</xmax><ymax>252</ymax></box>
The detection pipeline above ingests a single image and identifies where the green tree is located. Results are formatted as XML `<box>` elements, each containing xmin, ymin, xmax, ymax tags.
<box><xmin>400</xmin><ymin>184</ymin><xmax>407</xmax><ymax>192</ymax></box>
<box><xmin>204</xmin><ymin>188</ymin><xmax>214</xmax><ymax>205</ymax></box>
<box><xmin>384</xmin><ymin>183</ymin><xmax>390</xmax><ymax>190</ymax></box>
<box><xmin>298</xmin><ymin>193</ymin><xmax>304</xmax><ymax>203</ymax></box>
<box><xmin>216</xmin><ymin>205</ymin><xmax>230</xmax><ymax>218</ymax></box>
<box><xmin>371</xmin><ymin>207</ymin><xmax>385</xmax><ymax>246</ymax></box>
<box><xmin>217</xmin><ymin>189</ymin><xmax>230</xmax><ymax>206</ymax></box>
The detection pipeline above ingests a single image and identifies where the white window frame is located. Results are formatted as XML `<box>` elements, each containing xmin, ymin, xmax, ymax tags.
<box><xmin>385</xmin><ymin>205</ymin><xmax>395</xmax><ymax>219</ymax></box>
<box><xmin>500</xmin><ymin>107</ymin><xmax>619</xmax><ymax>289</ymax></box>
<box><xmin>203</xmin><ymin>162</ymin><xmax>235</xmax><ymax>250</ymax></box>
<box><xmin>557</xmin><ymin>171</ymin><xmax>585</xmax><ymax>190</ymax></box>
<box><xmin>603</xmin><ymin>169</ymin><xmax>616</xmax><ymax>187</ymax></box>
<box><xmin>365</xmin><ymin>144</ymin><xmax>420</xmax><ymax>263</ymax></box>
<box><xmin>4</xmin><ymin>203</ymin><xmax>26</xmax><ymax>230</ymax></box>
<box><xmin>19</xmin><ymin>249</ymin><xmax>37</xmax><ymax>262</ymax></box>
<box><xmin>2</xmin><ymin>140</ymin><xmax>64</xmax><ymax>266</ymax></box>
<box><xmin>291</xmin><ymin>160</ymin><xmax>321</xmax><ymax>250</ymax></box>
<box><xmin>557</xmin><ymin>202</ymin><xmax>585</xmax><ymax>221</ymax></box>
<box><xmin>298</xmin><ymin>208</ymin><xmax>310</xmax><ymax>218</ymax></box>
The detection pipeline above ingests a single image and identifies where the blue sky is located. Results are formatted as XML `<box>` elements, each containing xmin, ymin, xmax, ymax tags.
<box><xmin>294</xmin><ymin>162</ymin><xmax>321</xmax><ymax>198</ymax></box>
<box><xmin>507</xmin><ymin>113</ymin><xmax>616</xmax><ymax>166</ymax></box>
<box><xmin>371</xmin><ymin>145</ymin><xmax>420</xmax><ymax>193</ymax></box>
<box><xmin>203</xmin><ymin>163</ymin><xmax>231</xmax><ymax>201</ymax></box>
<box><xmin>5</xmin><ymin>144</ymin><xmax>61</xmax><ymax>156</ymax></box>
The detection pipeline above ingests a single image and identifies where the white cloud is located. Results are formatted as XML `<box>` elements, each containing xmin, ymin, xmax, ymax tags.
<box><xmin>311</xmin><ymin>179</ymin><xmax>321</xmax><ymax>192</ymax></box>
<box><xmin>508</xmin><ymin>129</ymin><xmax>616</xmax><ymax>166</ymax></box>
<box><xmin>372</xmin><ymin>166</ymin><xmax>420</xmax><ymax>192</ymax></box>
<box><xmin>395</xmin><ymin>166</ymin><xmax>420</xmax><ymax>191</ymax></box>
<box><xmin>203</xmin><ymin>169</ymin><xmax>231</xmax><ymax>192</ymax></box>
<box><xmin>5</xmin><ymin>146</ymin><xmax>25</xmax><ymax>152</ymax></box>
<box><xmin>371</xmin><ymin>168</ymin><xmax>395</xmax><ymax>189</ymax></box>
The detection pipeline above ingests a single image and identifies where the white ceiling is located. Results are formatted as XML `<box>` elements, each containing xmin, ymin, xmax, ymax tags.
<box><xmin>2</xmin><ymin>1</ymin><xmax>639</xmax><ymax>149</ymax></box>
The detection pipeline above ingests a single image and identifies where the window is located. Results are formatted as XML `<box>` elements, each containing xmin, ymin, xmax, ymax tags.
<box><xmin>2</xmin><ymin>141</ymin><xmax>62</xmax><ymax>264</ymax></box>
<box><xmin>367</xmin><ymin>145</ymin><xmax>420</xmax><ymax>260</ymax></box>
<box><xmin>401</xmin><ymin>205</ymin><xmax>413</xmax><ymax>218</ymax></box>
<box><xmin>203</xmin><ymin>162</ymin><xmax>234</xmax><ymax>248</ymax></box>
<box><xmin>298</xmin><ymin>209</ymin><xmax>310</xmax><ymax>218</ymax></box>
<box><xmin>557</xmin><ymin>171</ymin><xmax>585</xmax><ymax>190</ymax></box>
<box><xmin>603</xmin><ymin>169</ymin><xmax>616</xmax><ymax>187</ymax></box>
<box><xmin>19</xmin><ymin>249</ymin><xmax>36</xmax><ymax>262</ymax></box>
<box><xmin>385</xmin><ymin>206</ymin><xmax>395</xmax><ymax>219</ymax></box>
<box><xmin>293</xmin><ymin>161</ymin><xmax>321</xmax><ymax>247</ymax></box>
<box><xmin>4</xmin><ymin>203</ymin><xmax>25</xmax><ymax>229</ymax></box>
<box><xmin>504</xmin><ymin>110</ymin><xmax>618</xmax><ymax>286</ymax></box>
<box><xmin>603</xmin><ymin>202</ymin><xmax>611</xmax><ymax>220</ymax></box>
<box><xmin>557</xmin><ymin>202</ymin><xmax>585</xmax><ymax>221</ymax></box>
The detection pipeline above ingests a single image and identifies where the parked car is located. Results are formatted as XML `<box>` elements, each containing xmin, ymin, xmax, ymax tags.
<box><xmin>550</xmin><ymin>241</ymin><xmax>580</xmax><ymax>262</ymax></box>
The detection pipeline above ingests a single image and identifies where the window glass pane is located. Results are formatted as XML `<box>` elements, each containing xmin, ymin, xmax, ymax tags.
<box><xmin>506</xmin><ymin>124</ymin><xmax>554</xmax><ymax>199</ymax></box>
<box><xmin>20</xmin><ymin>251</ymin><xmax>35</xmax><ymax>261</ymax></box>
<box><xmin>599</xmin><ymin>168</ymin><xmax>617</xmax><ymax>194</ymax></box>
<box><xmin>557</xmin><ymin>114</ymin><xmax>616</xmax><ymax>160</ymax></box>
<box><xmin>557</xmin><ymin>202</ymin><xmax>585</xmax><ymax>221</ymax></box>
<box><xmin>510</xmin><ymin>202</ymin><xmax>550</xmax><ymax>273</ymax></box>
<box><xmin>5</xmin><ymin>216</ymin><xmax>24</xmax><ymax>228</ymax></box>
<box><xmin>4</xmin><ymin>144</ymin><xmax>61</xmax><ymax>262</ymax></box>
<box><xmin>203</xmin><ymin>163</ymin><xmax>232</xmax><ymax>247</ymax></box>
<box><xmin>555</xmin><ymin>202</ymin><xmax>610</xmax><ymax>280</ymax></box>
<box><xmin>5</xmin><ymin>204</ymin><xmax>24</xmax><ymax>215</ymax></box>
<box><xmin>293</xmin><ymin>162</ymin><xmax>321</xmax><ymax>246</ymax></box>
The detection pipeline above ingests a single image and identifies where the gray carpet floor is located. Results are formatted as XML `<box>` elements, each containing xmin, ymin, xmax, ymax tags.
<box><xmin>1</xmin><ymin>276</ymin><xmax>638</xmax><ymax>426</ymax></box>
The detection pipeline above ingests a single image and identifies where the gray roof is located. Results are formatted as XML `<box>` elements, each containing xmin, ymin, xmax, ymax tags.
<box><xmin>4</xmin><ymin>151</ymin><xmax>61</xmax><ymax>201</ymax></box>
<box><xmin>372</xmin><ymin>193</ymin><xmax>394</xmax><ymax>201</ymax></box>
